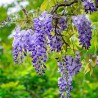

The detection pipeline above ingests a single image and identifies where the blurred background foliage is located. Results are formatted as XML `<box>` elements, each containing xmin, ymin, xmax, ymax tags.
<box><xmin>0</xmin><ymin>0</ymin><xmax>98</xmax><ymax>98</ymax></box>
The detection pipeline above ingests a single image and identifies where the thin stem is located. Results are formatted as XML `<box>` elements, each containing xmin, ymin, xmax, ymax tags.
<box><xmin>54</xmin><ymin>18</ymin><xmax>69</xmax><ymax>47</ymax></box>
<box><xmin>51</xmin><ymin>0</ymin><xmax>78</xmax><ymax>14</ymax></box>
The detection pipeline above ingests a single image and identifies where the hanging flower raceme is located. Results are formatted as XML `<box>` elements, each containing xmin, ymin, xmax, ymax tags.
<box><xmin>58</xmin><ymin>59</ymin><xmax>73</xmax><ymax>98</ymax></box>
<box><xmin>82</xmin><ymin>0</ymin><xmax>97</xmax><ymax>13</ymax></box>
<box><xmin>12</xmin><ymin>26</ymin><xmax>34</xmax><ymax>64</ymax></box>
<box><xmin>57</xmin><ymin>54</ymin><xmax>81</xmax><ymax>98</ymax></box>
<box><xmin>32</xmin><ymin>11</ymin><xmax>53</xmax><ymax>74</ymax></box>
<box><xmin>72</xmin><ymin>14</ymin><xmax>92</xmax><ymax>49</ymax></box>
<box><xmin>30</xmin><ymin>32</ymin><xmax>47</xmax><ymax>74</ymax></box>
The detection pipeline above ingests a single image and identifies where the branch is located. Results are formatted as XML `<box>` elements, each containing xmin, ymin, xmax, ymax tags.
<box><xmin>51</xmin><ymin>0</ymin><xmax>78</xmax><ymax>14</ymax></box>
<box><xmin>54</xmin><ymin>19</ymin><xmax>69</xmax><ymax>47</ymax></box>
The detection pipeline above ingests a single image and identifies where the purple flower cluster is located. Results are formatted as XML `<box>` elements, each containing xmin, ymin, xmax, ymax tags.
<box><xmin>50</xmin><ymin>16</ymin><xmax>67</xmax><ymax>52</ymax></box>
<box><xmin>82</xmin><ymin>0</ymin><xmax>97</xmax><ymax>13</ymax></box>
<box><xmin>34</xmin><ymin>11</ymin><xmax>53</xmax><ymax>40</ymax></box>
<box><xmin>32</xmin><ymin>11</ymin><xmax>53</xmax><ymax>74</ymax></box>
<box><xmin>13</xmin><ymin>11</ymin><xmax>53</xmax><ymax>74</ymax></box>
<box><xmin>12</xmin><ymin>27</ymin><xmax>34</xmax><ymax>63</ymax></box>
<box><xmin>57</xmin><ymin>54</ymin><xmax>81</xmax><ymax>98</ymax></box>
<box><xmin>50</xmin><ymin>36</ymin><xmax>62</xmax><ymax>52</ymax></box>
<box><xmin>72</xmin><ymin>15</ymin><xmax>92</xmax><ymax>49</ymax></box>
<box><xmin>65</xmin><ymin>56</ymin><xmax>82</xmax><ymax>76</ymax></box>
<box><xmin>30</xmin><ymin>32</ymin><xmax>47</xmax><ymax>74</ymax></box>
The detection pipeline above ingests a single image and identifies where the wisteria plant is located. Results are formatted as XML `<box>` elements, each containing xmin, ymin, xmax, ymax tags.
<box><xmin>1</xmin><ymin>0</ymin><xmax>98</xmax><ymax>98</ymax></box>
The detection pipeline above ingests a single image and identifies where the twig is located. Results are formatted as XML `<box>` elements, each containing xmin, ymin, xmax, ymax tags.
<box><xmin>54</xmin><ymin>18</ymin><xmax>69</xmax><ymax>47</ymax></box>
<box><xmin>51</xmin><ymin>0</ymin><xmax>78</xmax><ymax>14</ymax></box>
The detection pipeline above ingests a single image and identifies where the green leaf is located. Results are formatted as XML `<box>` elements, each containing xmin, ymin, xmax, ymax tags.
<box><xmin>40</xmin><ymin>0</ymin><xmax>48</xmax><ymax>11</ymax></box>
<box><xmin>84</xmin><ymin>63</ymin><xmax>91</xmax><ymax>74</ymax></box>
<box><xmin>40</xmin><ymin>0</ymin><xmax>56</xmax><ymax>11</ymax></box>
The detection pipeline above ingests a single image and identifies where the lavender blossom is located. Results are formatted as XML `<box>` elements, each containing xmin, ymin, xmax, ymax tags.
<box><xmin>57</xmin><ymin>55</ymin><xmax>81</xmax><ymax>98</ymax></box>
<box><xmin>72</xmin><ymin>14</ymin><xmax>92</xmax><ymax>49</ymax></box>
<box><xmin>82</xmin><ymin>0</ymin><xmax>97</xmax><ymax>13</ymax></box>
<box><xmin>32</xmin><ymin>11</ymin><xmax>53</xmax><ymax>74</ymax></box>
<box><xmin>50</xmin><ymin>36</ymin><xmax>62</xmax><ymax>52</ymax></box>
<box><xmin>12</xmin><ymin>26</ymin><xmax>34</xmax><ymax>63</ymax></box>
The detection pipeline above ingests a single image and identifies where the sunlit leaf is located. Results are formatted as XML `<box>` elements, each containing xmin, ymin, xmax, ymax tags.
<box><xmin>84</xmin><ymin>63</ymin><xmax>91</xmax><ymax>74</ymax></box>
<box><xmin>40</xmin><ymin>0</ymin><xmax>48</xmax><ymax>11</ymax></box>
<box><xmin>91</xmin><ymin>55</ymin><xmax>97</xmax><ymax>67</ymax></box>
<box><xmin>40</xmin><ymin>0</ymin><xmax>56</xmax><ymax>11</ymax></box>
